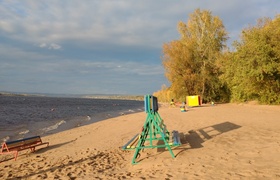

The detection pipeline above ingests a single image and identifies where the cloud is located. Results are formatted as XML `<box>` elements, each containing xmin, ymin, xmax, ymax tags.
<box><xmin>0</xmin><ymin>1</ymin><xmax>181</xmax><ymax>47</ymax></box>
<box><xmin>48</xmin><ymin>43</ymin><xmax>61</xmax><ymax>50</ymax></box>
<box><xmin>0</xmin><ymin>0</ymin><xmax>279</xmax><ymax>94</ymax></box>
<box><xmin>39</xmin><ymin>43</ymin><xmax>47</xmax><ymax>48</ymax></box>
<box><xmin>38</xmin><ymin>43</ymin><xmax>61</xmax><ymax>50</ymax></box>
<box><xmin>1</xmin><ymin>1</ymin><xmax>279</xmax><ymax>48</ymax></box>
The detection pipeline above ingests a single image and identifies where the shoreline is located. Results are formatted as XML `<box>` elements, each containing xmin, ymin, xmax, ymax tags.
<box><xmin>1</xmin><ymin>103</ymin><xmax>280</xmax><ymax>179</ymax></box>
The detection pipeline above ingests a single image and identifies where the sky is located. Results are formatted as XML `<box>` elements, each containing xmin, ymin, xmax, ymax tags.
<box><xmin>0</xmin><ymin>0</ymin><xmax>279</xmax><ymax>95</ymax></box>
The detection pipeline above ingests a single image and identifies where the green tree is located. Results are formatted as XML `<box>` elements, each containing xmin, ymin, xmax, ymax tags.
<box><xmin>222</xmin><ymin>15</ymin><xmax>280</xmax><ymax>104</ymax></box>
<box><xmin>162</xmin><ymin>9</ymin><xmax>228</xmax><ymax>102</ymax></box>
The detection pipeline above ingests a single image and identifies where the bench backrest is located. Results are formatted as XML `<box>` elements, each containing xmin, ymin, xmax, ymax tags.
<box><xmin>2</xmin><ymin>136</ymin><xmax>42</xmax><ymax>151</ymax></box>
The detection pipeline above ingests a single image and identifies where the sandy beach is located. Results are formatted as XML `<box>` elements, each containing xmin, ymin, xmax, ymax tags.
<box><xmin>1</xmin><ymin>103</ymin><xmax>280</xmax><ymax>179</ymax></box>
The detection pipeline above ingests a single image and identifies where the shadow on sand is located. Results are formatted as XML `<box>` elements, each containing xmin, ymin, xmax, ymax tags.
<box><xmin>138</xmin><ymin>121</ymin><xmax>241</xmax><ymax>162</ymax></box>
<box><xmin>174</xmin><ymin>121</ymin><xmax>242</xmax><ymax>156</ymax></box>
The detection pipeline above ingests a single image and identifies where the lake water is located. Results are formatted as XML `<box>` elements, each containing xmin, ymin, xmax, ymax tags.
<box><xmin>0</xmin><ymin>95</ymin><xmax>144</xmax><ymax>142</ymax></box>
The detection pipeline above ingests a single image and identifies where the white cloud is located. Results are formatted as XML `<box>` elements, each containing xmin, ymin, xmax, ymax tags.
<box><xmin>1</xmin><ymin>0</ymin><xmax>279</xmax><ymax>48</ymax></box>
<box><xmin>0</xmin><ymin>20</ymin><xmax>14</xmax><ymax>33</ymax></box>
<box><xmin>48</xmin><ymin>43</ymin><xmax>61</xmax><ymax>50</ymax></box>
<box><xmin>39</xmin><ymin>43</ymin><xmax>47</xmax><ymax>48</ymax></box>
<box><xmin>37</xmin><ymin>43</ymin><xmax>61</xmax><ymax>50</ymax></box>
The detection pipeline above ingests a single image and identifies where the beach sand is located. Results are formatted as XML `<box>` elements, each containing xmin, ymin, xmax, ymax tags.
<box><xmin>1</xmin><ymin>103</ymin><xmax>280</xmax><ymax>179</ymax></box>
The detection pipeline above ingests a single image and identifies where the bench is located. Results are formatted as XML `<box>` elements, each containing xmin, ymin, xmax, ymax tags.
<box><xmin>122</xmin><ymin>133</ymin><xmax>139</xmax><ymax>149</ymax></box>
<box><xmin>0</xmin><ymin>136</ymin><xmax>49</xmax><ymax>161</ymax></box>
<box><xmin>123</xmin><ymin>130</ymin><xmax>181</xmax><ymax>150</ymax></box>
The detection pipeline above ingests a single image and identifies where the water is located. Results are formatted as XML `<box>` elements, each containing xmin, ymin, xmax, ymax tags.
<box><xmin>0</xmin><ymin>95</ymin><xmax>144</xmax><ymax>142</ymax></box>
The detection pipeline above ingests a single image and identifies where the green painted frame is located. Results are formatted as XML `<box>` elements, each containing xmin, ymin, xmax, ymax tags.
<box><xmin>122</xmin><ymin>95</ymin><xmax>181</xmax><ymax>164</ymax></box>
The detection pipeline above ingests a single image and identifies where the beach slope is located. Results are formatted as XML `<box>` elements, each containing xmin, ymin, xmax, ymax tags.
<box><xmin>1</xmin><ymin>103</ymin><xmax>280</xmax><ymax>179</ymax></box>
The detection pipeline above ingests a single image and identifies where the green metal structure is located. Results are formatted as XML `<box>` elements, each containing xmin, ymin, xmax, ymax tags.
<box><xmin>122</xmin><ymin>95</ymin><xmax>181</xmax><ymax>164</ymax></box>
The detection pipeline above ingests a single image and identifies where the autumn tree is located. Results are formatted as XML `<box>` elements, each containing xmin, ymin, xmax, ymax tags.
<box><xmin>162</xmin><ymin>9</ymin><xmax>228</xmax><ymax>102</ymax></box>
<box><xmin>221</xmin><ymin>15</ymin><xmax>280</xmax><ymax>104</ymax></box>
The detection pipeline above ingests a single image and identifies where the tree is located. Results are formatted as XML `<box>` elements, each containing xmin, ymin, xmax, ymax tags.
<box><xmin>221</xmin><ymin>15</ymin><xmax>280</xmax><ymax>104</ymax></box>
<box><xmin>162</xmin><ymin>9</ymin><xmax>228</xmax><ymax>102</ymax></box>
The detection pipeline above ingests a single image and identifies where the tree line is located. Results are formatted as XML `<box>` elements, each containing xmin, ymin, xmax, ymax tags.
<box><xmin>154</xmin><ymin>9</ymin><xmax>280</xmax><ymax>105</ymax></box>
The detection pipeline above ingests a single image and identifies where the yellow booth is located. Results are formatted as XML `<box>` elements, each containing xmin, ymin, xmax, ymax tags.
<box><xmin>186</xmin><ymin>95</ymin><xmax>201</xmax><ymax>107</ymax></box>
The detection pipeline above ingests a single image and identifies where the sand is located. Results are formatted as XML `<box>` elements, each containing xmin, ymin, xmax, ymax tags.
<box><xmin>1</xmin><ymin>103</ymin><xmax>280</xmax><ymax>179</ymax></box>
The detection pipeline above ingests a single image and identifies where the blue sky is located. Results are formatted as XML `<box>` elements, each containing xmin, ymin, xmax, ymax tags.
<box><xmin>0</xmin><ymin>1</ymin><xmax>279</xmax><ymax>95</ymax></box>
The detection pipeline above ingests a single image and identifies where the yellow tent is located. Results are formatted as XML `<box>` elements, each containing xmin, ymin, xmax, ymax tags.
<box><xmin>186</xmin><ymin>95</ymin><xmax>201</xmax><ymax>107</ymax></box>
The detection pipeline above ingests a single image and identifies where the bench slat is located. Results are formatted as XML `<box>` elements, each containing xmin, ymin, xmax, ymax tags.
<box><xmin>5</xmin><ymin>136</ymin><xmax>41</xmax><ymax>145</ymax></box>
<box><xmin>4</xmin><ymin>136</ymin><xmax>42</xmax><ymax>149</ymax></box>
<box><xmin>122</xmin><ymin>134</ymin><xmax>139</xmax><ymax>149</ymax></box>
<box><xmin>8</xmin><ymin>142</ymin><xmax>49</xmax><ymax>152</ymax></box>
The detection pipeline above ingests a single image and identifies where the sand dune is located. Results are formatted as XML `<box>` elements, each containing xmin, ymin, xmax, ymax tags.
<box><xmin>1</xmin><ymin>103</ymin><xmax>280</xmax><ymax>179</ymax></box>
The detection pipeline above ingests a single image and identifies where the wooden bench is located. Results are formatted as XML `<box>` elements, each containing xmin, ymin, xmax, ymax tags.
<box><xmin>122</xmin><ymin>133</ymin><xmax>140</xmax><ymax>149</ymax></box>
<box><xmin>0</xmin><ymin>136</ymin><xmax>49</xmax><ymax>161</ymax></box>
<box><xmin>123</xmin><ymin>130</ymin><xmax>181</xmax><ymax>150</ymax></box>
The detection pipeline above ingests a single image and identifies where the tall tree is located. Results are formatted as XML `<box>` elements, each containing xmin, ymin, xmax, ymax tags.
<box><xmin>162</xmin><ymin>9</ymin><xmax>228</xmax><ymax>102</ymax></box>
<box><xmin>222</xmin><ymin>15</ymin><xmax>280</xmax><ymax>104</ymax></box>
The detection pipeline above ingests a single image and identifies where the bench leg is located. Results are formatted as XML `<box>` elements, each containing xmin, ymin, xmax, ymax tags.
<box><xmin>30</xmin><ymin>147</ymin><xmax>36</xmax><ymax>152</ymax></box>
<box><xmin>14</xmin><ymin>151</ymin><xmax>18</xmax><ymax>161</ymax></box>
